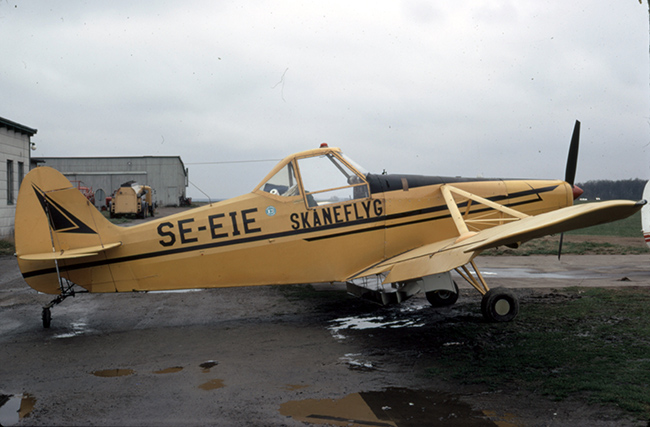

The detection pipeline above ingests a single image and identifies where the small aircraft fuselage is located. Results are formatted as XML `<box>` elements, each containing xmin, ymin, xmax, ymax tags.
<box><xmin>17</xmin><ymin>146</ymin><xmax>572</xmax><ymax>295</ymax></box>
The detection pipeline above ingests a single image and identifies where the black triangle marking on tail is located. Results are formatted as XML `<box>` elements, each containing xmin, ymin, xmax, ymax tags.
<box><xmin>32</xmin><ymin>184</ymin><xmax>97</xmax><ymax>234</ymax></box>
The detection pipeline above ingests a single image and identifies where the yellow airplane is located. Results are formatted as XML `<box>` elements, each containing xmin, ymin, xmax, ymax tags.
<box><xmin>14</xmin><ymin>121</ymin><xmax>645</xmax><ymax>328</ymax></box>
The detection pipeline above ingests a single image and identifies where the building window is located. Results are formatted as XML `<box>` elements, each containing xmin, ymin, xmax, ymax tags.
<box><xmin>7</xmin><ymin>160</ymin><xmax>14</xmax><ymax>205</ymax></box>
<box><xmin>18</xmin><ymin>161</ymin><xmax>24</xmax><ymax>191</ymax></box>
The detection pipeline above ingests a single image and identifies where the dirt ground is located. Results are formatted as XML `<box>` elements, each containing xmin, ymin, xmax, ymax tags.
<box><xmin>1</xmin><ymin>208</ymin><xmax>649</xmax><ymax>426</ymax></box>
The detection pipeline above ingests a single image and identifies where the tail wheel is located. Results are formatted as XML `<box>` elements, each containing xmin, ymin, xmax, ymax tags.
<box><xmin>481</xmin><ymin>288</ymin><xmax>519</xmax><ymax>322</ymax></box>
<box><xmin>426</xmin><ymin>281</ymin><xmax>459</xmax><ymax>307</ymax></box>
<box><xmin>42</xmin><ymin>307</ymin><xmax>51</xmax><ymax>328</ymax></box>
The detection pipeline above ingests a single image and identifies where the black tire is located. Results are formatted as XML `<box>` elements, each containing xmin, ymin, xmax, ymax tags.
<box><xmin>481</xmin><ymin>288</ymin><xmax>519</xmax><ymax>322</ymax></box>
<box><xmin>42</xmin><ymin>307</ymin><xmax>51</xmax><ymax>329</ymax></box>
<box><xmin>426</xmin><ymin>281</ymin><xmax>459</xmax><ymax>307</ymax></box>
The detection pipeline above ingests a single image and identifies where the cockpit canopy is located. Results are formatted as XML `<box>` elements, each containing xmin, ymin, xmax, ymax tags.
<box><xmin>257</xmin><ymin>147</ymin><xmax>369</xmax><ymax>207</ymax></box>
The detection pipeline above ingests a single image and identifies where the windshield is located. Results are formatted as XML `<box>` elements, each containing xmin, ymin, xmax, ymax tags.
<box><xmin>297</xmin><ymin>153</ymin><xmax>369</xmax><ymax>207</ymax></box>
<box><xmin>258</xmin><ymin>150</ymin><xmax>370</xmax><ymax>207</ymax></box>
<box><xmin>259</xmin><ymin>162</ymin><xmax>300</xmax><ymax>197</ymax></box>
<box><xmin>341</xmin><ymin>153</ymin><xmax>368</xmax><ymax>176</ymax></box>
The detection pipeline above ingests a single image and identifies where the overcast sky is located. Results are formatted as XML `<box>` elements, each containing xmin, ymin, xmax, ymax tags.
<box><xmin>2</xmin><ymin>1</ymin><xmax>649</xmax><ymax>199</ymax></box>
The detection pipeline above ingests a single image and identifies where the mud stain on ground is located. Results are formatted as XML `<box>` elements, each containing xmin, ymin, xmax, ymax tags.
<box><xmin>91</xmin><ymin>368</ymin><xmax>135</xmax><ymax>378</ymax></box>
<box><xmin>282</xmin><ymin>384</ymin><xmax>310</xmax><ymax>391</ymax></box>
<box><xmin>198</xmin><ymin>379</ymin><xmax>225</xmax><ymax>391</ymax></box>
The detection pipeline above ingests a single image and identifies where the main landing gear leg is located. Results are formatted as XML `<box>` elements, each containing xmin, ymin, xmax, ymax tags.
<box><xmin>455</xmin><ymin>261</ymin><xmax>520</xmax><ymax>322</ymax></box>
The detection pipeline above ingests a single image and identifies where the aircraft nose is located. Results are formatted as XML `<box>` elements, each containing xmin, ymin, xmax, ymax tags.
<box><xmin>572</xmin><ymin>184</ymin><xmax>584</xmax><ymax>200</ymax></box>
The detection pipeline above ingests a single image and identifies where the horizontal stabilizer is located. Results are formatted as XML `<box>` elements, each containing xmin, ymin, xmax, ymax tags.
<box><xmin>19</xmin><ymin>242</ymin><xmax>122</xmax><ymax>261</ymax></box>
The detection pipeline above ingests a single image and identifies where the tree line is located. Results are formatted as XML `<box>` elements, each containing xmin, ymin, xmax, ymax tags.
<box><xmin>575</xmin><ymin>178</ymin><xmax>647</xmax><ymax>200</ymax></box>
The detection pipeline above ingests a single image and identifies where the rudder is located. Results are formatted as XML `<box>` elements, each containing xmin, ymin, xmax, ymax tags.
<box><xmin>15</xmin><ymin>167</ymin><xmax>121</xmax><ymax>293</ymax></box>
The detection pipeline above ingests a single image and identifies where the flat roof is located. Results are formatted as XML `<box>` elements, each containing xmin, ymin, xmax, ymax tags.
<box><xmin>0</xmin><ymin>116</ymin><xmax>37</xmax><ymax>136</ymax></box>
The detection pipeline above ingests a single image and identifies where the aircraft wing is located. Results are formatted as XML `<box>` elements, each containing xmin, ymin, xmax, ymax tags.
<box><xmin>347</xmin><ymin>237</ymin><xmax>476</xmax><ymax>283</ymax></box>
<box><xmin>19</xmin><ymin>242</ymin><xmax>122</xmax><ymax>261</ymax></box>
<box><xmin>463</xmin><ymin>200</ymin><xmax>645</xmax><ymax>252</ymax></box>
<box><xmin>348</xmin><ymin>200</ymin><xmax>645</xmax><ymax>284</ymax></box>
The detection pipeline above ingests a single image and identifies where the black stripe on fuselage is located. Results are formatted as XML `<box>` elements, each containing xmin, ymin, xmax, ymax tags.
<box><xmin>22</xmin><ymin>184</ymin><xmax>559</xmax><ymax>279</ymax></box>
<box><xmin>305</xmin><ymin>184</ymin><xmax>555</xmax><ymax>242</ymax></box>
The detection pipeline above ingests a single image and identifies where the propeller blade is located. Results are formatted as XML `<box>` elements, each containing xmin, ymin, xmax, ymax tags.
<box><xmin>565</xmin><ymin>120</ymin><xmax>580</xmax><ymax>185</ymax></box>
<box><xmin>559</xmin><ymin>119</ymin><xmax>580</xmax><ymax>260</ymax></box>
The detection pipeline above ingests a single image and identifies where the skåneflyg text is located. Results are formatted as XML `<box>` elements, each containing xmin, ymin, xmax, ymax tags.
<box><xmin>157</xmin><ymin>208</ymin><xmax>261</xmax><ymax>247</ymax></box>
<box><xmin>290</xmin><ymin>199</ymin><xmax>383</xmax><ymax>230</ymax></box>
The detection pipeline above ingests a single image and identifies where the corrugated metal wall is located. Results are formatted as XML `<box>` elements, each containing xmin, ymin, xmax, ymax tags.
<box><xmin>35</xmin><ymin>156</ymin><xmax>188</xmax><ymax>207</ymax></box>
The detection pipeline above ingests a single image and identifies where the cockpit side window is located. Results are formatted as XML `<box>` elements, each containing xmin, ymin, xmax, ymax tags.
<box><xmin>260</xmin><ymin>162</ymin><xmax>300</xmax><ymax>197</ymax></box>
<box><xmin>297</xmin><ymin>154</ymin><xmax>369</xmax><ymax>208</ymax></box>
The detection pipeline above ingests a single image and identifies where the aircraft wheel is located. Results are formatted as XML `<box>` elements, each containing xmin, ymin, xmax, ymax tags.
<box><xmin>426</xmin><ymin>281</ymin><xmax>459</xmax><ymax>307</ymax></box>
<box><xmin>42</xmin><ymin>307</ymin><xmax>51</xmax><ymax>329</ymax></box>
<box><xmin>481</xmin><ymin>288</ymin><xmax>519</xmax><ymax>322</ymax></box>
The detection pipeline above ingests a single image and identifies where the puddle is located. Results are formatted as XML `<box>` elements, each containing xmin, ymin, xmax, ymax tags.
<box><xmin>398</xmin><ymin>301</ymin><xmax>428</xmax><ymax>313</ymax></box>
<box><xmin>154</xmin><ymin>366</ymin><xmax>183</xmax><ymax>374</ymax></box>
<box><xmin>482</xmin><ymin>268</ymin><xmax>594</xmax><ymax>280</ymax></box>
<box><xmin>340</xmin><ymin>353</ymin><xmax>377</xmax><ymax>371</ymax></box>
<box><xmin>198</xmin><ymin>379</ymin><xmax>225</xmax><ymax>391</ymax></box>
<box><xmin>0</xmin><ymin>393</ymin><xmax>36</xmax><ymax>426</ymax></box>
<box><xmin>328</xmin><ymin>315</ymin><xmax>424</xmax><ymax>340</ymax></box>
<box><xmin>53</xmin><ymin>321</ymin><xmax>91</xmax><ymax>339</ymax></box>
<box><xmin>280</xmin><ymin>388</ymin><xmax>521</xmax><ymax>427</ymax></box>
<box><xmin>199</xmin><ymin>360</ymin><xmax>218</xmax><ymax>373</ymax></box>
<box><xmin>91</xmin><ymin>368</ymin><xmax>135</xmax><ymax>378</ymax></box>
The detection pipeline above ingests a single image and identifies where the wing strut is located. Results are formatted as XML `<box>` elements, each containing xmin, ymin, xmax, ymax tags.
<box><xmin>440</xmin><ymin>184</ymin><xmax>528</xmax><ymax>242</ymax></box>
<box><xmin>454</xmin><ymin>261</ymin><xmax>490</xmax><ymax>296</ymax></box>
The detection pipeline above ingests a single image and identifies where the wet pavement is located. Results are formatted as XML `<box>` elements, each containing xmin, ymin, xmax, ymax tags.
<box><xmin>1</xmin><ymin>254</ymin><xmax>648</xmax><ymax>426</ymax></box>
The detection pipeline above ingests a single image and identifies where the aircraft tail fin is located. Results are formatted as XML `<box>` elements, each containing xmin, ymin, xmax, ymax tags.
<box><xmin>15</xmin><ymin>167</ymin><xmax>122</xmax><ymax>293</ymax></box>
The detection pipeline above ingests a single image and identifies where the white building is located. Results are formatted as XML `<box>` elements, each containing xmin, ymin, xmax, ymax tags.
<box><xmin>0</xmin><ymin>116</ymin><xmax>37</xmax><ymax>241</ymax></box>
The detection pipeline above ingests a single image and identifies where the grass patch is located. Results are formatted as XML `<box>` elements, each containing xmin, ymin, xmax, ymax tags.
<box><xmin>0</xmin><ymin>240</ymin><xmax>15</xmax><ymax>256</ymax></box>
<box><xmin>428</xmin><ymin>287</ymin><xmax>650</xmax><ymax>419</ymax></box>
<box><xmin>567</xmin><ymin>209</ymin><xmax>642</xmax><ymax>238</ymax></box>
<box><xmin>484</xmin><ymin>210</ymin><xmax>648</xmax><ymax>255</ymax></box>
<box><xmin>484</xmin><ymin>238</ymin><xmax>649</xmax><ymax>256</ymax></box>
